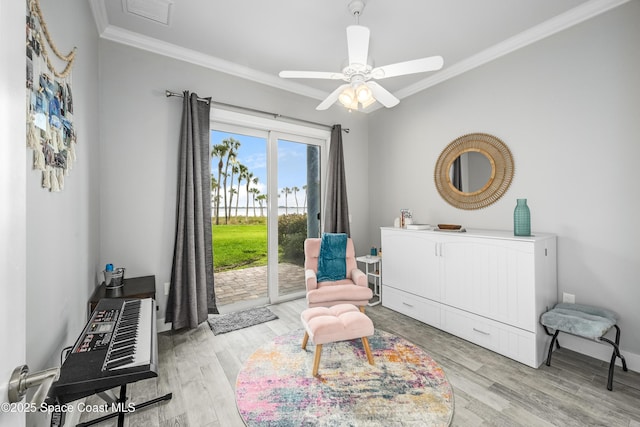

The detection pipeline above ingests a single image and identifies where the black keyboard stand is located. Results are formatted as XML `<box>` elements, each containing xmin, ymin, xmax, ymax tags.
<box><xmin>76</xmin><ymin>384</ymin><xmax>172</xmax><ymax>427</ymax></box>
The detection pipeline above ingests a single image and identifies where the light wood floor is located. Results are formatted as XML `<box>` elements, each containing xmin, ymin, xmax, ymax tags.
<box><xmin>79</xmin><ymin>298</ymin><xmax>640</xmax><ymax>426</ymax></box>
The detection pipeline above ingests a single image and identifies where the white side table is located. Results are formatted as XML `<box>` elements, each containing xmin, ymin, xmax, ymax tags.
<box><xmin>356</xmin><ymin>255</ymin><xmax>382</xmax><ymax>306</ymax></box>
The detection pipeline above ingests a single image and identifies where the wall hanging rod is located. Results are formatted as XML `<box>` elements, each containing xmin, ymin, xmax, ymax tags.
<box><xmin>165</xmin><ymin>90</ymin><xmax>348</xmax><ymax>133</ymax></box>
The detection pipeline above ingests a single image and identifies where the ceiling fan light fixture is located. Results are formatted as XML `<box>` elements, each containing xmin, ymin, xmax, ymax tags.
<box><xmin>355</xmin><ymin>83</ymin><xmax>372</xmax><ymax>103</ymax></box>
<box><xmin>338</xmin><ymin>87</ymin><xmax>356</xmax><ymax>107</ymax></box>
<box><xmin>360</xmin><ymin>95</ymin><xmax>376</xmax><ymax>109</ymax></box>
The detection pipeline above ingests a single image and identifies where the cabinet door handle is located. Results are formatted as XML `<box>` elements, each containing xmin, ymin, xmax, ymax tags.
<box><xmin>473</xmin><ymin>328</ymin><xmax>490</xmax><ymax>336</ymax></box>
<box><xmin>434</xmin><ymin>243</ymin><xmax>442</xmax><ymax>257</ymax></box>
<box><xmin>402</xmin><ymin>302</ymin><xmax>414</xmax><ymax>308</ymax></box>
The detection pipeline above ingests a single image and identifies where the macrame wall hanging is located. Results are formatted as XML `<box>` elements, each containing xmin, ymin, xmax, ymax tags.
<box><xmin>25</xmin><ymin>0</ymin><xmax>77</xmax><ymax>192</ymax></box>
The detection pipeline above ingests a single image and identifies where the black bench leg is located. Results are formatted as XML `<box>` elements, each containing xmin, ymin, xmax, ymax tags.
<box><xmin>543</xmin><ymin>326</ymin><xmax>561</xmax><ymax>349</ymax></box>
<box><xmin>599</xmin><ymin>325</ymin><xmax>628</xmax><ymax>391</ymax></box>
<box><xmin>546</xmin><ymin>329</ymin><xmax>560</xmax><ymax>367</ymax></box>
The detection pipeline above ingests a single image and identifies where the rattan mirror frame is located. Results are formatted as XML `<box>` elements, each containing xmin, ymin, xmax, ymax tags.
<box><xmin>434</xmin><ymin>133</ymin><xmax>514</xmax><ymax>210</ymax></box>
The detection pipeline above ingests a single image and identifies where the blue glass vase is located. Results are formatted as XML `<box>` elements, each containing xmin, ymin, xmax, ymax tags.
<box><xmin>514</xmin><ymin>199</ymin><xmax>531</xmax><ymax>236</ymax></box>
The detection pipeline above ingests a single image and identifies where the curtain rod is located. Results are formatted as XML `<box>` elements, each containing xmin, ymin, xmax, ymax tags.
<box><xmin>165</xmin><ymin>90</ymin><xmax>349</xmax><ymax>133</ymax></box>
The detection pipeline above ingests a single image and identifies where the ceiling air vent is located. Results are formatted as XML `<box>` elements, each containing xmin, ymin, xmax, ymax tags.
<box><xmin>122</xmin><ymin>0</ymin><xmax>173</xmax><ymax>26</ymax></box>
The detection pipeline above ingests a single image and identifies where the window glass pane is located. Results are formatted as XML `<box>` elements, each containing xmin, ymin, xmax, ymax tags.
<box><xmin>277</xmin><ymin>139</ymin><xmax>321</xmax><ymax>298</ymax></box>
<box><xmin>211</xmin><ymin>130</ymin><xmax>268</xmax><ymax>307</ymax></box>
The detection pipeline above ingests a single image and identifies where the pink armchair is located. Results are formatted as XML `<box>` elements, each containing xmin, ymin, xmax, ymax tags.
<box><xmin>304</xmin><ymin>238</ymin><xmax>373</xmax><ymax>311</ymax></box>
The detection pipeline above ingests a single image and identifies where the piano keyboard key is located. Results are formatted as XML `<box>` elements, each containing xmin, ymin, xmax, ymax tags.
<box><xmin>102</xmin><ymin>299</ymin><xmax>153</xmax><ymax>371</ymax></box>
<box><xmin>106</xmin><ymin>356</ymin><xmax>134</xmax><ymax>370</ymax></box>
<box><xmin>109</xmin><ymin>346</ymin><xmax>136</xmax><ymax>360</ymax></box>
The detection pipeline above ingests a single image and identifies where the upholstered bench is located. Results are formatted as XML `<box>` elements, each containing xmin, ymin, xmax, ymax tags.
<box><xmin>301</xmin><ymin>304</ymin><xmax>374</xmax><ymax>376</ymax></box>
<box><xmin>540</xmin><ymin>303</ymin><xmax>628</xmax><ymax>390</ymax></box>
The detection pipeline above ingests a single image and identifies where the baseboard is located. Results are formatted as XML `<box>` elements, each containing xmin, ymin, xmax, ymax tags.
<box><xmin>557</xmin><ymin>334</ymin><xmax>639</xmax><ymax>373</ymax></box>
<box><xmin>156</xmin><ymin>317</ymin><xmax>171</xmax><ymax>333</ymax></box>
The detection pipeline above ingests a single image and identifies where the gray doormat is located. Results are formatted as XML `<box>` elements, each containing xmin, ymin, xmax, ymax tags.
<box><xmin>208</xmin><ymin>306</ymin><xmax>278</xmax><ymax>335</ymax></box>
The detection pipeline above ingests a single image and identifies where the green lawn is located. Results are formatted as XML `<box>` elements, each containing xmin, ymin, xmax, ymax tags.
<box><xmin>212</xmin><ymin>223</ymin><xmax>267</xmax><ymax>271</ymax></box>
<box><xmin>212</xmin><ymin>214</ymin><xmax>307</xmax><ymax>271</ymax></box>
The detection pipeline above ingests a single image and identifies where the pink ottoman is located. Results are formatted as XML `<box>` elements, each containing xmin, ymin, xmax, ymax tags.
<box><xmin>301</xmin><ymin>304</ymin><xmax>375</xmax><ymax>376</ymax></box>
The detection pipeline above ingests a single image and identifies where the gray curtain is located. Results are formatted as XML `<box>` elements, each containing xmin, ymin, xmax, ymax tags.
<box><xmin>323</xmin><ymin>124</ymin><xmax>350</xmax><ymax>235</ymax></box>
<box><xmin>166</xmin><ymin>91</ymin><xmax>217</xmax><ymax>331</ymax></box>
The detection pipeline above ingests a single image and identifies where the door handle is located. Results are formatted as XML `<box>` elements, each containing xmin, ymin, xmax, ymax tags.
<box><xmin>8</xmin><ymin>365</ymin><xmax>60</xmax><ymax>407</ymax></box>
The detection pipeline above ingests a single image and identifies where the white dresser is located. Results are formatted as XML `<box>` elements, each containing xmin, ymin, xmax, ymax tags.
<box><xmin>380</xmin><ymin>227</ymin><xmax>557</xmax><ymax>368</ymax></box>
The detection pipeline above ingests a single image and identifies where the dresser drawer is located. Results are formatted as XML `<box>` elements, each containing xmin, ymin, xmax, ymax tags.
<box><xmin>382</xmin><ymin>286</ymin><xmax>441</xmax><ymax>328</ymax></box>
<box><xmin>440</xmin><ymin>305</ymin><xmax>538</xmax><ymax>368</ymax></box>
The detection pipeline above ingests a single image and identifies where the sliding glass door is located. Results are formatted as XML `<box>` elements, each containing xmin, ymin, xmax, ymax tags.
<box><xmin>211</xmin><ymin>127</ymin><xmax>269</xmax><ymax>308</ymax></box>
<box><xmin>211</xmin><ymin>111</ymin><xmax>328</xmax><ymax>310</ymax></box>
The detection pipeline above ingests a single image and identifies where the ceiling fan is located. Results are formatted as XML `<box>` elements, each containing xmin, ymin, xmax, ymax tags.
<box><xmin>279</xmin><ymin>0</ymin><xmax>443</xmax><ymax>111</ymax></box>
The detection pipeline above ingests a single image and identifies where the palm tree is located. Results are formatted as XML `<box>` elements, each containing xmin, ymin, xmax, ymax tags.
<box><xmin>291</xmin><ymin>186</ymin><xmax>300</xmax><ymax>213</ymax></box>
<box><xmin>227</xmin><ymin>160</ymin><xmax>239</xmax><ymax>220</ymax></box>
<box><xmin>233</xmin><ymin>163</ymin><xmax>246</xmax><ymax>217</ymax></box>
<box><xmin>228</xmin><ymin>187</ymin><xmax>237</xmax><ymax>221</ymax></box>
<box><xmin>250</xmin><ymin>187</ymin><xmax>260</xmax><ymax>217</ymax></box>
<box><xmin>211</xmin><ymin>144</ymin><xmax>228</xmax><ymax>225</ymax></box>
<box><xmin>302</xmin><ymin>184</ymin><xmax>308</xmax><ymax>214</ymax></box>
<box><xmin>256</xmin><ymin>194</ymin><xmax>267</xmax><ymax>217</ymax></box>
<box><xmin>210</xmin><ymin>176</ymin><xmax>218</xmax><ymax>213</ymax></box>
<box><xmin>251</xmin><ymin>176</ymin><xmax>259</xmax><ymax>216</ymax></box>
<box><xmin>280</xmin><ymin>187</ymin><xmax>291</xmax><ymax>214</ymax></box>
<box><xmin>244</xmin><ymin>171</ymin><xmax>254</xmax><ymax>221</ymax></box>
<box><xmin>222</xmin><ymin>138</ymin><xmax>240</xmax><ymax>224</ymax></box>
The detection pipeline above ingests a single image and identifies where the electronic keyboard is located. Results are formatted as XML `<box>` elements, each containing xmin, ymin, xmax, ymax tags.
<box><xmin>47</xmin><ymin>298</ymin><xmax>158</xmax><ymax>404</ymax></box>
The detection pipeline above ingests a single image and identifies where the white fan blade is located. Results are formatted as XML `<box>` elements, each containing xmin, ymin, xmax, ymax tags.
<box><xmin>346</xmin><ymin>25</ymin><xmax>370</xmax><ymax>66</ymax></box>
<box><xmin>372</xmin><ymin>56</ymin><xmax>444</xmax><ymax>79</ymax></box>
<box><xmin>367</xmin><ymin>81</ymin><xmax>399</xmax><ymax>108</ymax></box>
<box><xmin>279</xmin><ymin>70</ymin><xmax>345</xmax><ymax>80</ymax></box>
<box><xmin>316</xmin><ymin>84</ymin><xmax>350</xmax><ymax>110</ymax></box>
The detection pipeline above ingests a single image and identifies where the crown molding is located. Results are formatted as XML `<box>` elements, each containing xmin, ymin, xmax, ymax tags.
<box><xmin>88</xmin><ymin>0</ymin><xmax>109</xmax><ymax>35</ymax></box>
<box><xmin>395</xmin><ymin>0</ymin><xmax>630</xmax><ymax>101</ymax></box>
<box><xmin>100</xmin><ymin>25</ymin><xmax>328</xmax><ymax>101</ymax></box>
<box><xmin>90</xmin><ymin>0</ymin><xmax>629</xmax><ymax>113</ymax></box>
<box><xmin>92</xmin><ymin>16</ymin><xmax>327</xmax><ymax>102</ymax></box>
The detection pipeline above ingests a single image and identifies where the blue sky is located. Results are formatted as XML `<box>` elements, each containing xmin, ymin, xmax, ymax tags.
<box><xmin>210</xmin><ymin>130</ymin><xmax>309</xmax><ymax>209</ymax></box>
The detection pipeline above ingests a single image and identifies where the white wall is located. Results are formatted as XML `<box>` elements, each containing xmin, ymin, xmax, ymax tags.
<box><xmin>0</xmin><ymin>1</ymin><xmax>99</xmax><ymax>426</ymax></box>
<box><xmin>0</xmin><ymin>1</ymin><xmax>27</xmax><ymax>426</ymax></box>
<box><xmin>368</xmin><ymin>1</ymin><xmax>640</xmax><ymax>363</ymax></box>
<box><xmin>24</xmin><ymin>1</ymin><xmax>101</xmax><ymax>425</ymax></box>
<box><xmin>97</xmin><ymin>41</ymin><xmax>369</xmax><ymax>323</ymax></box>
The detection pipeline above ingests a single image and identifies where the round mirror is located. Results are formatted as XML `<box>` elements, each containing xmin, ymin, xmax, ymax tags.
<box><xmin>434</xmin><ymin>133</ymin><xmax>514</xmax><ymax>210</ymax></box>
<box><xmin>448</xmin><ymin>149</ymin><xmax>495</xmax><ymax>195</ymax></box>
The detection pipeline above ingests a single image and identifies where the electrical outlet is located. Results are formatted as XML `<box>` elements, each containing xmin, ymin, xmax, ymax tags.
<box><xmin>562</xmin><ymin>292</ymin><xmax>575</xmax><ymax>304</ymax></box>
<box><xmin>164</xmin><ymin>282</ymin><xmax>170</xmax><ymax>295</ymax></box>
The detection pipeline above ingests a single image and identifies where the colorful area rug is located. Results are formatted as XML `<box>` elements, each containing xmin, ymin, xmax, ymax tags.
<box><xmin>208</xmin><ymin>306</ymin><xmax>278</xmax><ymax>335</ymax></box>
<box><xmin>236</xmin><ymin>329</ymin><xmax>454</xmax><ymax>426</ymax></box>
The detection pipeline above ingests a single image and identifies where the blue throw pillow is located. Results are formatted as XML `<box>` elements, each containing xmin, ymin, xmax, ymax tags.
<box><xmin>316</xmin><ymin>233</ymin><xmax>348</xmax><ymax>282</ymax></box>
